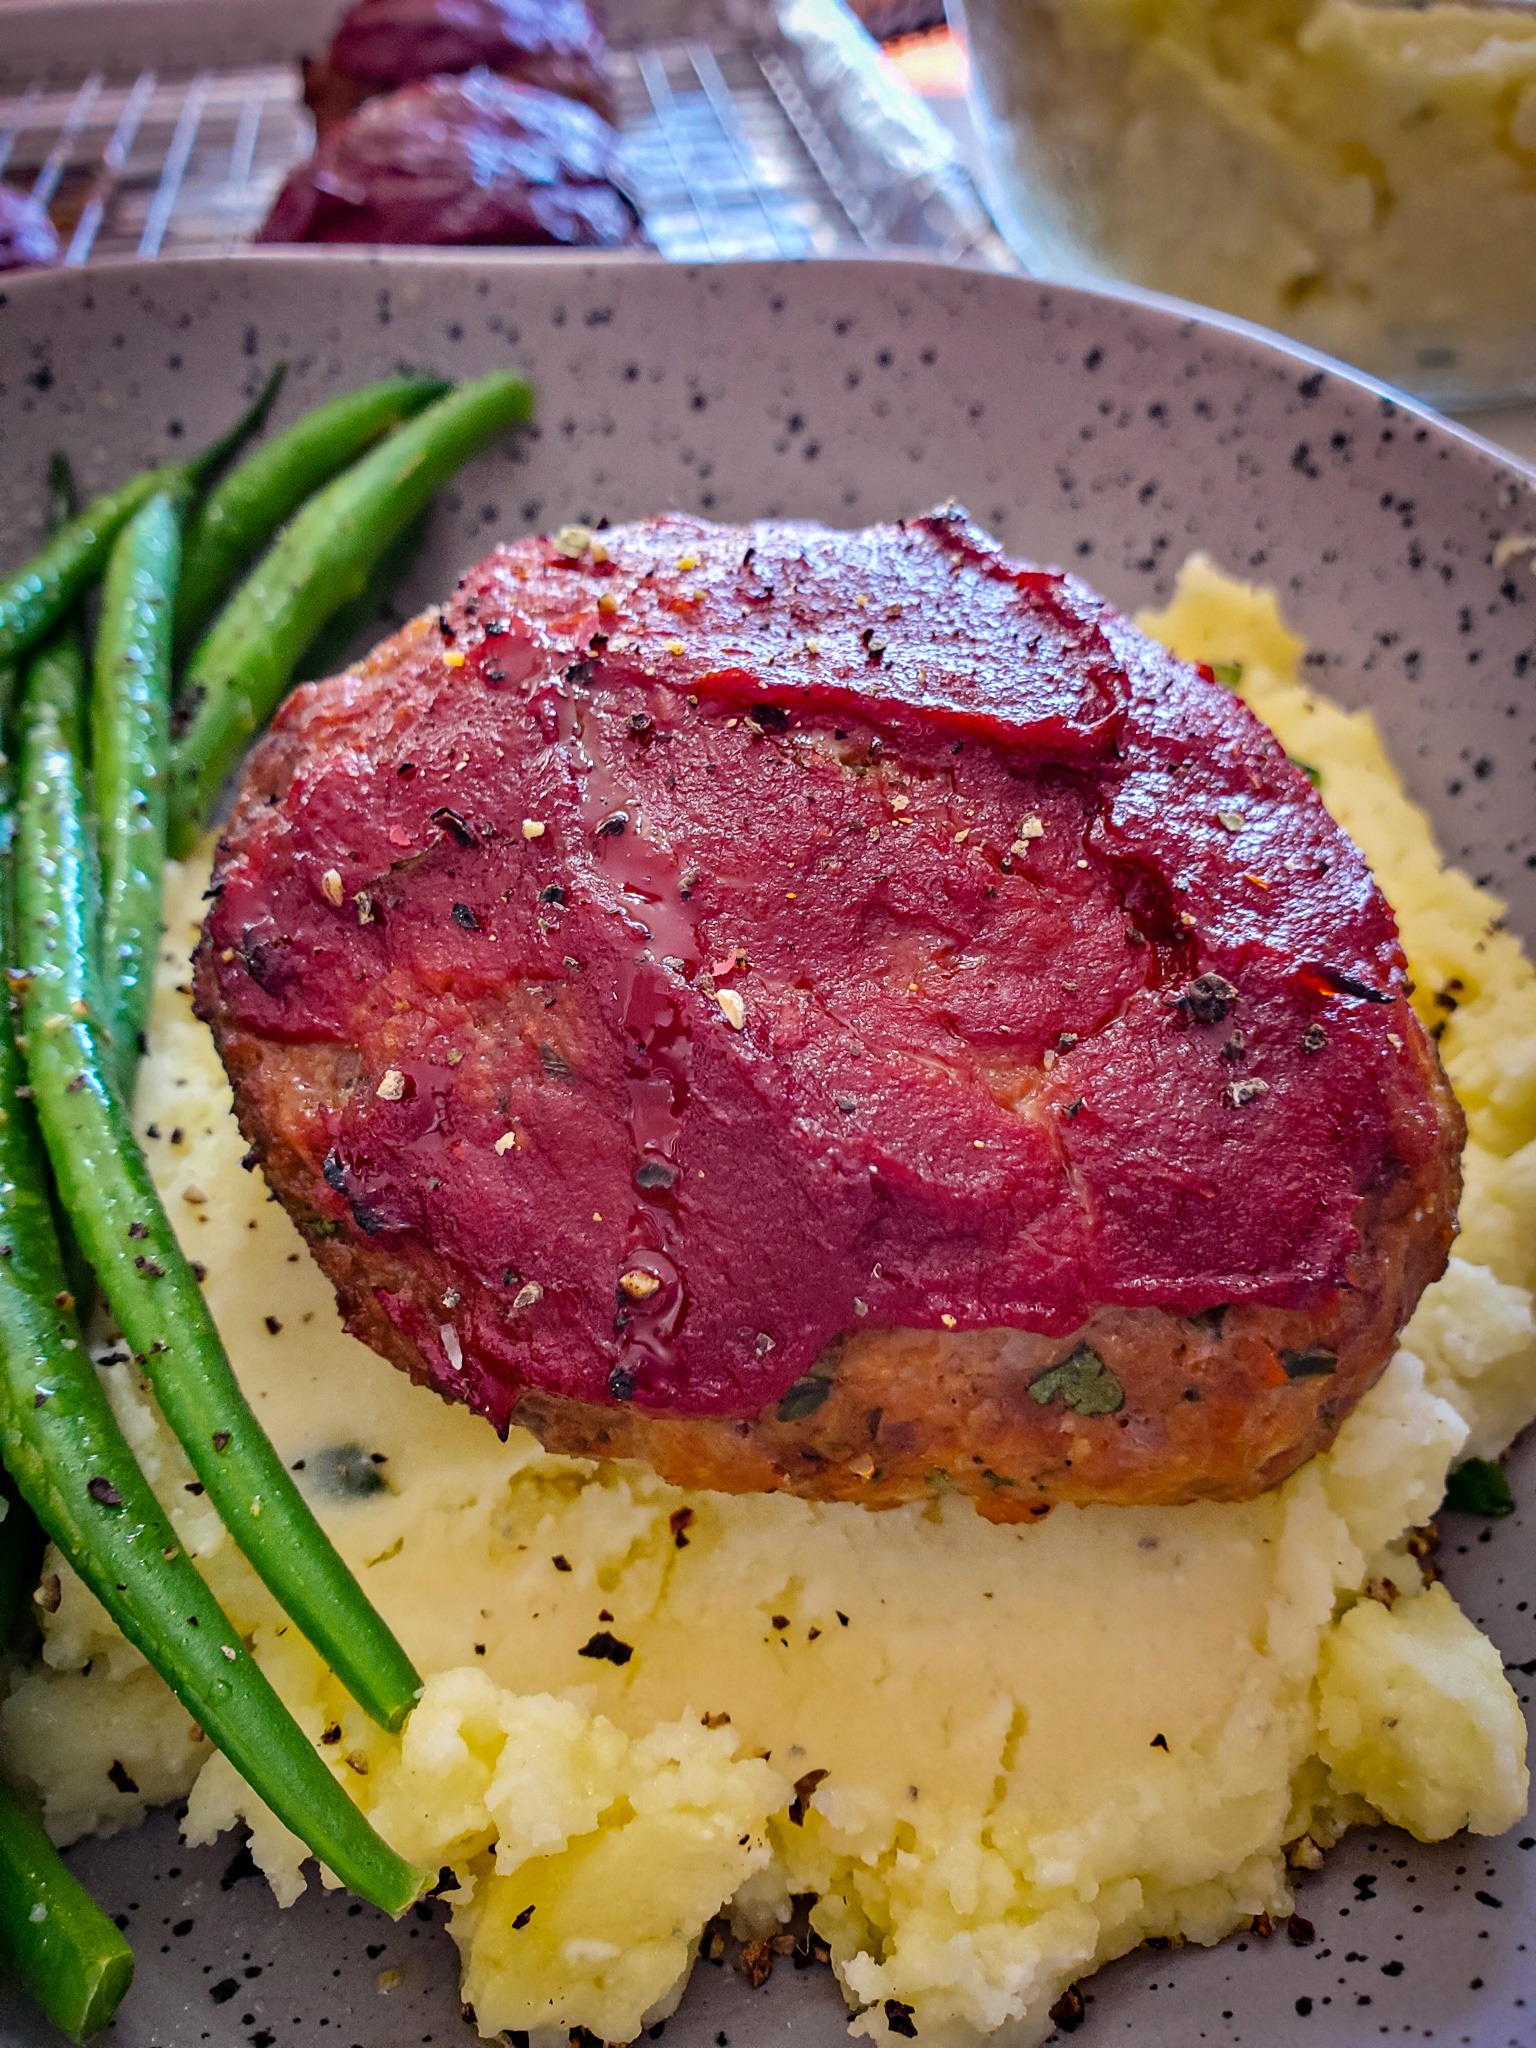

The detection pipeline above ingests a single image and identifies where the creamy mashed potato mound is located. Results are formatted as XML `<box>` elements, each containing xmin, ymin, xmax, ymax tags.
<box><xmin>4</xmin><ymin>560</ymin><xmax>1534</xmax><ymax>2047</ymax></box>
<box><xmin>961</xmin><ymin>0</ymin><xmax>1536</xmax><ymax>401</ymax></box>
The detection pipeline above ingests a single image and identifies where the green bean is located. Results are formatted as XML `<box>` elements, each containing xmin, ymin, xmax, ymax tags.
<box><xmin>0</xmin><ymin>707</ymin><xmax>98</xmax><ymax>2048</ymax></box>
<box><xmin>0</xmin><ymin>1024</ymin><xmax>423</xmax><ymax>1917</ymax></box>
<box><xmin>0</xmin><ymin>368</ymin><xmax>283</xmax><ymax>672</ymax></box>
<box><xmin>0</xmin><ymin>1777</ymin><xmax>133</xmax><ymax>2040</ymax></box>
<box><xmin>14</xmin><ymin>636</ymin><xmax>424</xmax><ymax>1735</ymax></box>
<box><xmin>92</xmin><ymin>490</ymin><xmax>184</xmax><ymax>1101</ymax></box>
<box><xmin>176</xmin><ymin>375</ymin><xmax>449</xmax><ymax>655</ymax></box>
<box><xmin>0</xmin><ymin>669</ymin><xmax>425</xmax><ymax>1914</ymax></box>
<box><xmin>0</xmin><ymin>1188</ymin><xmax>426</xmax><ymax>1922</ymax></box>
<box><xmin>296</xmin><ymin>506</ymin><xmax>430</xmax><ymax>684</ymax></box>
<box><xmin>12</xmin><ymin>637</ymin><xmax>104</xmax><ymax>1342</ymax></box>
<box><xmin>170</xmin><ymin>370</ymin><xmax>534</xmax><ymax>849</ymax></box>
<box><xmin>21</xmin><ymin>475</ymin><xmax>99</xmax><ymax>1321</ymax></box>
<box><xmin>21</xmin><ymin>633</ymin><xmax>105</xmax><ymax>1016</ymax></box>
<box><xmin>0</xmin><ymin>471</ymin><xmax>162</xmax><ymax>668</ymax></box>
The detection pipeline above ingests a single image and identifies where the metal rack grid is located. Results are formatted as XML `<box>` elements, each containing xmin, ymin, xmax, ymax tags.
<box><xmin>0</xmin><ymin>66</ymin><xmax>306</xmax><ymax>260</ymax></box>
<box><xmin>0</xmin><ymin>36</ymin><xmax>908</xmax><ymax>265</ymax></box>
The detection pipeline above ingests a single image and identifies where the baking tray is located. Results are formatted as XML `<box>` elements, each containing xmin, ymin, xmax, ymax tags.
<box><xmin>0</xmin><ymin>0</ymin><xmax>1012</xmax><ymax>265</ymax></box>
<box><xmin>0</xmin><ymin>250</ymin><xmax>1531</xmax><ymax>2048</ymax></box>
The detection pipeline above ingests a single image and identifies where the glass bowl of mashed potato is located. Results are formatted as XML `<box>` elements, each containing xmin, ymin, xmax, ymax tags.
<box><xmin>954</xmin><ymin>0</ymin><xmax>1536</xmax><ymax>407</ymax></box>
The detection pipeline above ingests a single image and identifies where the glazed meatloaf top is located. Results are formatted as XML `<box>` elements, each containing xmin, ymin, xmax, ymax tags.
<box><xmin>260</xmin><ymin>72</ymin><xmax>640</xmax><ymax>249</ymax></box>
<box><xmin>195</xmin><ymin>509</ymin><xmax>1461</xmax><ymax>1515</ymax></box>
<box><xmin>305</xmin><ymin>0</ymin><xmax>616</xmax><ymax>130</ymax></box>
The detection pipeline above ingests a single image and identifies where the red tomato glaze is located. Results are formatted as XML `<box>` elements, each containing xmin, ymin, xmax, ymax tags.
<box><xmin>201</xmin><ymin>509</ymin><xmax>1442</xmax><ymax>1428</ymax></box>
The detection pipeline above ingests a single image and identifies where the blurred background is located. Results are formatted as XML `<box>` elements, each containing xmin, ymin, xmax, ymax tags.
<box><xmin>0</xmin><ymin>0</ymin><xmax>1529</xmax><ymax>455</ymax></box>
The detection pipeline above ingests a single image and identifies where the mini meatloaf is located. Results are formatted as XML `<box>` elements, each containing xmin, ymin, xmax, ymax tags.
<box><xmin>304</xmin><ymin>0</ymin><xmax>615</xmax><ymax>133</ymax></box>
<box><xmin>259</xmin><ymin>71</ymin><xmax>641</xmax><ymax>249</ymax></box>
<box><xmin>195</xmin><ymin>510</ymin><xmax>1463</xmax><ymax>1518</ymax></box>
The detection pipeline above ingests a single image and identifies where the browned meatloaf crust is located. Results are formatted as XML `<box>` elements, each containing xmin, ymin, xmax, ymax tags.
<box><xmin>195</xmin><ymin>512</ymin><xmax>1463</xmax><ymax>1520</ymax></box>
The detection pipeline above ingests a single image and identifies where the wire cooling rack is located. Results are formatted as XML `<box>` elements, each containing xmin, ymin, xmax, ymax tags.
<box><xmin>0</xmin><ymin>5</ymin><xmax>1006</xmax><ymax>266</ymax></box>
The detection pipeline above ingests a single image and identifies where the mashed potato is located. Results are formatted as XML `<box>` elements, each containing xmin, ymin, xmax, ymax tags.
<box><xmin>960</xmin><ymin>0</ymin><xmax>1536</xmax><ymax>402</ymax></box>
<box><xmin>3</xmin><ymin>560</ymin><xmax>1534</xmax><ymax>2048</ymax></box>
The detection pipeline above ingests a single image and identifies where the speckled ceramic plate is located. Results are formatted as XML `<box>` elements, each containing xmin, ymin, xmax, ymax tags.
<box><xmin>0</xmin><ymin>252</ymin><xmax>1533</xmax><ymax>2048</ymax></box>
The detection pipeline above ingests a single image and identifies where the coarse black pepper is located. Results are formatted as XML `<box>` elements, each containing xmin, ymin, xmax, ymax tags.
<box><xmin>577</xmin><ymin>1630</ymin><xmax>633</xmax><ymax>1666</ymax></box>
<box><xmin>1223</xmin><ymin>1077</ymin><xmax>1270</xmax><ymax>1108</ymax></box>
<box><xmin>1176</xmin><ymin>973</ymin><xmax>1239</xmax><ymax>1026</ymax></box>
<box><xmin>432</xmin><ymin>806</ymin><xmax>475</xmax><ymax>847</ymax></box>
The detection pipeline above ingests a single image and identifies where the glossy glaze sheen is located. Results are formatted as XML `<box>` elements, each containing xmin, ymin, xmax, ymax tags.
<box><xmin>306</xmin><ymin>0</ymin><xmax>616</xmax><ymax>133</ymax></box>
<box><xmin>332</xmin><ymin>0</ymin><xmax>606</xmax><ymax>84</ymax></box>
<box><xmin>261</xmin><ymin>73</ymin><xmax>639</xmax><ymax>248</ymax></box>
<box><xmin>198</xmin><ymin>509</ymin><xmax>1458</xmax><ymax>1440</ymax></box>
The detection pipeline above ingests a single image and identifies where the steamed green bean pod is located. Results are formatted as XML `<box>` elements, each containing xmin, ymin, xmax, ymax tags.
<box><xmin>0</xmin><ymin>914</ymin><xmax>425</xmax><ymax>1914</ymax></box>
<box><xmin>0</xmin><ymin>1778</ymin><xmax>133</xmax><ymax>2041</ymax></box>
<box><xmin>0</xmin><ymin>1227</ymin><xmax>425</xmax><ymax>1917</ymax></box>
<box><xmin>176</xmin><ymin>374</ymin><xmax>449</xmax><ymax>654</ymax></box>
<box><xmin>0</xmin><ymin>641</ymin><xmax>420</xmax><ymax>1955</ymax></box>
<box><xmin>0</xmin><ymin>668</ymin><xmax>128</xmax><ymax>2042</ymax></box>
<box><xmin>296</xmin><ymin>506</ymin><xmax>430</xmax><ymax>684</ymax></box>
<box><xmin>13</xmin><ymin>632</ymin><xmax>423</xmax><ymax>1736</ymax></box>
<box><xmin>91</xmin><ymin>489</ymin><xmax>183</xmax><ymax>1100</ymax></box>
<box><xmin>19</xmin><ymin>632</ymin><xmax>103</xmax><ymax>1014</ymax></box>
<box><xmin>22</xmin><ymin>476</ymin><xmax>96</xmax><ymax>1320</ymax></box>
<box><xmin>169</xmin><ymin>370</ymin><xmax>534</xmax><ymax>850</ymax></box>
<box><xmin>0</xmin><ymin>367</ymin><xmax>283</xmax><ymax>671</ymax></box>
